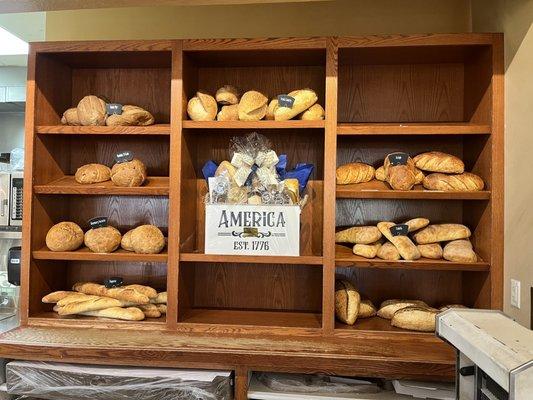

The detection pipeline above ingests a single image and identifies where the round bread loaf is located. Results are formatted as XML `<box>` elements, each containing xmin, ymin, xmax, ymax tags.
<box><xmin>187</xmin><ymin>92</ymin><xmax>217</xmax><ymax>121</ymax></box>
<box><xmin>299</xmin><ymin>103</ymin><xmax>325</xmax><ymax>120</ymax></box>
<box><xmin>111</xmin><ymin>159</ymin><xmax>147</xmax><ymax>187</ymax></box>
<box><xmin>84</xmin><ymin>226</ymin><xmax>122</xmax><ymax>253</ymax></box>
<box><xmin>75</xmin><ymin>163</ymin><xmax>111</xmax><ymax>184</ymax></box>
<box><xmin>120</xmin><ymin>229</ymin><xmax>135</xmax><ymax>251</ymax></box>
<box><xmin>215</xmin><ymin>85</ymin><xmax>240</xmax><ymax>105</ymax></box>
<box><xmin>106</xmin><ymin>105</ymin><xmax>155</xmax><ymax>126</ymax></box>
<box><xmin>238</xmin><ymin>90</ymin><xmax>268</xmax><ymax>121</ymax></box>
<box><xmin>77</xmin><ymin>95</ymin><xmax>107</xmax><ymax>126</ymax></box>
<box><xmin>217</xmin><ymin>104</ymin><xmax>239</xmax><ymax>121</ymax></box>
<box><xmin>61</xmin><ymin>107</ymin><xmax>81</xmax><ymax>125</ymax></box>
<box><xmin>130</xmin><ymin>225</ymin><xmax>165</xmax><ymax>254</ymax></box>
<box><xmin>46</xmin><ymin>222</ymin><xmax>84</xmax><ymax>252</ymax></box>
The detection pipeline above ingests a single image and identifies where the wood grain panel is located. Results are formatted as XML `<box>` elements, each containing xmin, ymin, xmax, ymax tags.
<box><xmin>33</xmin><ymin>41</ymin><xmax>173</xmax><ymax>53</ymax></box>
<box><xmin>339</xmin><ymin>34</ymin><xmax>495</xmax><ymax>48</ymax></box>
<box><xmin>184</xmin><ymin>38</ymin><xmax>326</xmax><ymax>51</ymax></box>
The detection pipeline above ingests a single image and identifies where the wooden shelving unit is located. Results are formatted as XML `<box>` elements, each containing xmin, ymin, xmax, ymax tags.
<box><xmin>0</xmin><ymin>35</ymin><xmax>503</xmax><ymax>397</ymax></box>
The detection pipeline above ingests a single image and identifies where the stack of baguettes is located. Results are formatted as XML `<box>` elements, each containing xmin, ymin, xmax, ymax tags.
<box><xmin>42</xmin><ymin>283</ymin><xmax>167</xmax><ymax>321</ymax></box>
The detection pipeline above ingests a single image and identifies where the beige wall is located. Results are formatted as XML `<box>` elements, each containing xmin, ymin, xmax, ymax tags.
<box><xmin>44</xmin><ymin>0</ymin><xmax>471</xmax><ymax>40</ymax></box>
<box><xmin>472</xmin><ymin>0</ymin><xmax>533</xmax><ymax>328</ymax></box>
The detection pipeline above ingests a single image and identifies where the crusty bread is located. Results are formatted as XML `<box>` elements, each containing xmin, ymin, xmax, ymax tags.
<box><xmin>61</xmin><ymin>107</ymin><xmax>81</xmax><ymax>125</ymax></box>
<box><xmin>376</xmin><ymin>242</ymin><xmax>401</xmax><ymax>260</ymax></box>
<box><xmin>46</xmin><ymin>222</ymin><xmax>84</xmax><ymax>252</ymax></box>
<box><xmin>57</xmin><ymin>297</ymin><xmax>124</xmax><ymax>315</ymax></box>
<box><xmin>42</xmin><ymin>291</ymin><xmax>77</xmax><ymax>304</ymax></box>
<box><xmin>403</xmin><ymin>218</ymin><xmax>430</xmax><ymax>233</ymax></box>
<box><xmin>299</xmin><ymin>103</ymin><xmax>324</xmax><ymax>120</ymax></box>
<box><xmin>383</xmin><ymin>153</ymin><xmax>417</xmax><ymax>191</ymax></box>
<box><xmin>417</xmin><ymin>243</ymin><xmax>443</xmax><ymax>259</ymax></box>
<box><xmin>84</xmin><ymin>226</ymin><xmax>122</xmax><ymax>253</ymax></box>
<box><xmin>129</xmin><ymin>225</ymin><xmax>165</xmax><ymax>254</ymax></box>
<box><xmin>73</xmin><ymin>282</ymin><xmax>150</xmax><ymax>304</ymax></box>
<box><xmin>75</xmin><ymin>163</ymin><xmax>111</xmax><ymax>184</ymax></box>
<box><xmin>335</xmin><ymin>226</ymin><xmax>382</xmax><ymax>245</ymax></box>
<box><xmin>238</xmin><ymin>90</ymin><xmax>268</xmax><ymax>121</ymax></box>
<box><xmin>124</xmin><ymin>284</ymin><xmax>158</xmax><ymax>299</ymax></box>
<box><xmin>111</xmin><ymin>158</ymin><xmax>147</xmax><ymax>187</ymax></box>
<box><xmin>139</xmin><ymin>303</ymin><xmax>161</xmax><ymax>318</ymax></box>
<box><xmin>391</xmin><ymin>306</ymin><xmax>438</xmax><ymax>332</ymax></box>
<box><xmin>336</xmin><ymin>163</ymin><xmax>375</xmax><ymax>185</ymax></box>
<box><xmin>217</xmin><ymin>104</ymin><xmax>239</xmax><ymax>121</ymax></box>
<box><xmin>80</xmin><ymin>307</ymin><xmax>145</xmax><ymax>321</ymax></box>
<box><xmin>57</xmin><ymin>293</ymin><xmax>100</xmax><ymax>307</ymax></box>
<box><xmin>121</xmin><ymin>229</ymin><xmax>135</xmax><ymax>251</ymax></box>
<box><xmin>423</xmin><ymin>172</ymin><xmax>485</xmax><ymax>191</ymax></box>
<box><xmin>334</xmin><ymin>280</ymin><xmax>360</xmax><ymax>325</ymax></box>
<box><xmin>187</xmin><ymin>92</ymin><xmax>217</xmax><ymax>121</ymax></box>
<box><xmin>377</xmin><ymin>299</ymin><xmax>428</xmax><ymax>320</ymax></box>
<box><xmin>358</xmin><ymin>299</ymin><xmax>377</xmax><ymax>318</ymax></box>
<box><xmin>150</xmin><ymin>292</ymin><xmax>167</xmax><ymax>304</ymax></box>
<box><xmin>77</xmin><ymin>95</ymin><xmax>106</xmax><ymax>126</ymax></box>
<box><xmin>274</xmin><ymin>89</ymin><xmax>318</xmax><ymax>121</ymax></box>
<box><xmin>377</xmin><ymin>222</ymin><xmax>421</xmax><ymax>261</ymax></box>
<box><xmin>443</xmin><ymin>240</ymin><xmax>478</xmax><ymax>263</ymax></box>
<box><xmin>353</xmin><ymin>242</ymin><xmax>381</xmax><ymax>259</ymax></box>
<box><xmin>156</xmin><ymin>304</ymin><xmax>167</xmax><ymax>314</ymax></box>
<box><xmin>413</xmin><ymin>151</ymin><xmax>464</xmax><ymax>174</ymax></box>
<box><xmin>413</xmin><ymin>224</ymin><xmax>471</xmax><ymax>244</ymax></box>
<box><xmin>106</xmin><ymin>105</ymin><xmax>154</xmax><ymax>126</ymax></box>
<box><xmin>265</xmin><ymin>99</ymin><xmax>278</xmax><ymax>120</ymax></box>
<box><xmin>215</xmin><ymin>85</ymin><xmax>240</xmax><ymax>105</ymax></box>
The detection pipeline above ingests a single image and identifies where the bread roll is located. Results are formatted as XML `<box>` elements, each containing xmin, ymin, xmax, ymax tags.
<box><xmin>383</xmin><ymin>153</ymin><xmax>416</xmax><ymax>190</ymax></box>
<box><xmin>46</xmin><ymin>222</ymin><xmax>84</xmax><ymax>252</ymax></box>
<box><xmin>84</xmin><ymin>226</ymin><xmax>122</xmax><ymax>253</ymax></box>
<box><xmin>376</xmin><ymin>242</ymin><xmax>401</xmax><ymax>260</ymax></box>
<box><xmin>139</xmin><ymin>303</ymin><xmax>161</xmax><ymax>318</ymax></box>
<box><xmin>413</xmin><ymin>151</ymin><xmax>465</xmax><ymax>174</ymax></box>
<box><xmin>106</xmin><ymin>105</ymin><xmax>155</xmax><ymax>126</ymax></box>
<box><xmin>359</xmin><ymin>299</ymin><xmax>377</xmax><ymax>318</ymax></box>
<box><xmin>265</xmin><ymin>99</ymin><xmax>278</xmax><ymax>120</ymax></box>
<box><xmin>187</xmin><ymin>92</ymin><xmax>217</xmax><ymax>121</ymax></box>
<box><xmin>443</xmin><ymin>240</ymin><xmax>478</xmax><ymax>263</ymax></box>
<box><xmin>418</xmin><ymin>243</ymin><xmax>443</xmax><ymax>259</ymax></box>
<box><xmin>75</xmin><ymin>163</ymin><xmax>111</xmax><ymax>184</ymax></box>
<box><xmin>299</xmin><ymin>103</ymin><xmax>325</xmax><ymax>120</ymax></box>
<box><xmin>423</xmin><ymin>172</ymin><xmax>485</xmax><ymax>191</ymax></box>
<box><xmin>80</xmin><ymin>306</ymin><xmax>145</xmax><ymax>321</ymax></box>
<box><xmin>391</xmin><ymin>306</ymin><xmax>438</xmax><ymax>332</ymax></box>
<box><xmin>42</xmin><ymin>291</ymin><xmax>77</xmax><ymax>304</ymax></box>
<box><xmin>58</xmin><ymin>297</ymin><xmax>123</xmax><ymax>315</ymax></box>
<box><xmin>61</xmin><ymin>107</ymin><xmax>81</xmax><ymax>125</ymax></box>
<box><xmin>353</xmin><ymin>242</ymin><xmax>381</xmax><ymax>258</ymax></box>
<box><xmin>73</xmin><ymin>282</ymin><xmax>150</xmax><ymax>304</ymax></box>
<box><xmin>77</xmin><ymin>95</ymin><xmax>107</xmax><ymax>126</ymax></box>
<box><xmin>377</xmin><ymin>222</ymin><xmax>421</xmax><ymax>261</ymax></box>
<box><xmin>336</xmin><ymin>163</ymin><xmax>375</xmax><ymax>185</ymax></box>
<box><xmin>111</xmin><ymin>158</ymin><xmax>147</xmax><ymax>187</ymax></box>
<box><xmin>375</xmin><ymin>166</ymin><xmax>385</xmax><ymax>181</ymax></box>
<box><xmin>414</xmin><ymin>224</ymin><xmax>471</xmax><ymax>244</ymax></box>
<box><xmin>129</xmin><ymin>225</ymin><xmax>165</xmax><ymax>254</ymax></box>
<box><xmin>377</xmin><ymin>299</ymin><xmax>428</xmax><ymax>320</ymax></box>
<box><xmin>121</xmin><ymin>229</ymin><xmax>134</xmax><ymax>251</ymax></box>
<box><xmin>150</xmin><ymin>292</ymin><xmax>167</xmax><ymax>304</ymax></box>
<box><xmin>335</xmin><ymin>226</ymin><xmax>382</xmax><ymax>244</ymax></box>
<box><xmin>334</xmin><ymin>280</ymin><xmax>360</xmax><ymax>325</ymax></box>
<box><xmin>215</xmin><ymin>85</ymin><xmax>240</xmax><ymax>105</ymax></box>
<box><xmin>238</xmin><ymin>90</ymin><xmax>268</xmax><ymax>121</ymax></box>
<box><xmin>156</xmin><ymin>304</ymin><xmax>167</xmax><ymax>314</ymax></box>
<box><xmin>274</xmin><ymin>89</ymin><xmax>318</xmax><ymax>121</ymax></box>
<box><xmin>404</xmin><ymin>218</ymin><xmax>430</xmax><ymax>233</ymax></box>
<box><xmin>217</xmin><ymin>104</ymin><xmax>239</xmax><ymax>121</ymax></box>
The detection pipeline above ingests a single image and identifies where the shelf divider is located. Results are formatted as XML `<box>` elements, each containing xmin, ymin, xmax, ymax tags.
<box><xmin>337</xmin><ymin>122</ymin><xmax>491</xmax><ymax>136</ymax></box>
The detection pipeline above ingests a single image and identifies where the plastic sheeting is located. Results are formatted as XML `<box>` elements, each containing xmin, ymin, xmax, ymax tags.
<box><xmin>6</xmin><ymin>361</ymin><xmax>233</xmax><ymax>400</ymax></box>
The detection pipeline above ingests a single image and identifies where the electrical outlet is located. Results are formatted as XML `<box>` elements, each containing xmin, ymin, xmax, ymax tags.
<box><xmin>511</xmin><ymin>279</ymin><xmax>521</xmax><ymax>308</ymax></box>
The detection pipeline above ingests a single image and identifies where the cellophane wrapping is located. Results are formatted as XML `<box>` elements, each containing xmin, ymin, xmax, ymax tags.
<box><xmin>6</xmin><ymin>361</ymin><xmax>233</xmax><ymax>400</ymax></box>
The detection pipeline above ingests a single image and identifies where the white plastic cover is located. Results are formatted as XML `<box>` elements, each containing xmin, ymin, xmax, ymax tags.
<box><xmin>6</xmin><ymin>361</ymin><xmax>233</xmax><ymax>400</ymax></box>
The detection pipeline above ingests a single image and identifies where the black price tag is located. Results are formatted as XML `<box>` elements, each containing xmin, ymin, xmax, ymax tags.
<box><xmin>390</xmin><ymin>224</ymin><xmax>409</xmax><ymax>237</ymax></box>
<box><xmin>88</xmin><ymin>216</ymin><xmax>108</xmax><ymax>229</ymax></box>
<box><xmin>277</xmin><ymin>94</ymin><xmax>295</xmax><ymax>108</ymax></box>
<box><xmin>106</xmin><ymin>103</ymin><xmax>123</xmax><ymax>115</ymax></box>
<box><xmin>115</xmin><ymin>150</ymin><xmax>134</xmax><ymax>164</ymax></box>
<box><xmin>388</xmin><ymin>152</ymin><xmax>409</xmax><ymax>166</ymax></box>
<box><xmin>104</xmin><ymin>277</ymin><xmax>124</xmax><ymax>288</ymax></box>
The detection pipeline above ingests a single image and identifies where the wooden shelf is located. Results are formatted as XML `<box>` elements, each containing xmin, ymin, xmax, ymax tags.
<box><xmin>337</xmin><ymin>123</ymin><xmax>491</xmax><ymax>136</ymax></box>
<box><xmin>29</xmin><ymin>312</ymin><xmax>166</xmax><ymax>330</ymax></box>
<box><xmin>335</xmin><ymin>316</ymin><xmax>439</xmax><ymax>336</ymax></box>
<box><xmin>33</xmin><ymin>246</ymin><xmax>168</xmax><ymax>262</ymax></box>
<box><xmin>182</xmin><ymin>120</ymin><xmax>325</xmax><ymax>129</ymax></box>
<box><xmin>180</xmin><ymin>252</ymin><xmax>323</xmax><ymax>265</ymax></box>
<box><xmin>335</xmin><ymin>245</ymin><xmax>490</xmax><ymax>271</ymax></box>
<box><xmin>336</xmin><ymin>180</ymin><xmax>491</xmax><ymax>200</ymax></box>
<box><xmin>180</xmin><ymin>308</ymin><xmax>322</xmax><ymax>329</ymax></box>
<box><xmin>35</xmin><ymin>124</ymin><xmax>171</xmax><ymax>135</ymax></box>
<box><xmin>34</xmin><ymin>176</ymin><xmax>169</xmax><ymax>196</ymax></box>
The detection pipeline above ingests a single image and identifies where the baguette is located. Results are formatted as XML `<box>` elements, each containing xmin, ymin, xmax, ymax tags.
<box><xmin>359</xmin><ymin>299</ymin><xmax>377</xmax><ymax>318</ymax></box>
<box><xmin>335</xmin><ymin>226</ymin><xmax>382</xmax><ymax>245</ymax></box>
<box><xmin>150</xmin><ymin>292</ymin><xmax>167</xmax><ymax>304</ymax></box>
<box><xmin>417</xmin><ymin>243</ymin><xmax>443</xmax><ymax>259</ymax></box>
<box><xmin>73</xmin><ymin>282</ymin><xmax>150</xmax><ymax>304</ymax></box>
<box><xmin>58</xmin><ymin>297</ymin><xmax>124</xmax><ymax>315</ymax></box>
<box><xmin>124</xmin><ymin>284</ymin><xmax>158</xmax><ymax>299</ymax></box>
<box><xmin>139</xmin><ymin>303</ymin><xmax>161</xmax><ymax>318</ymax></box>
<box><xmin>413</xmin><ymin>151</ymin><xmax>464</xmax><ymax>174</ymax></box>
<box><xmin>377</xmin><ymin>222</ymin><xmax>420</xmax><ymax>260</ymax></box>
<box><xmin>403</xmin><ymin>218</ymin><xmax>430</xmax><ymax>233</ymax></box>
<box><xmin>80</xmin><ymin>307</ymin><xmax>145</xmax><ymax>321</ymax></box>
<box><xmin>376</xmin><ymin>242</ymin><xmax>401</xmax><ymax>260</ymax></box>
<box><xmin>336</xmin><ymin>163</ymin><xmax>375</xmax><ymax>185</ymax></box>
<box><xmin>57</xmin><ymin>293</ymin><xmax>100</xmax><ymax>307</ymax></box>
<box><xmin>443</xmin><ymin>240</ymin><xmax>478</xmax><ymax>263</ymax></box>
<box><xmin>353</xmin><ymin>242</ymin><xmax>381</xmax><ymax>259</ymax></box>
<box><xmin>413</xmin><ymin>224</ymin><xmax>471</xmax><ymax>244</ymax></box>
<box><xmin>334</xmin><ymin>280</ymin><xmax>360</xmax><ymax>325</ymax></box>
<box><xmin>423</xmin><ymin>172</ymin><xmax>485</xmax><ymax>192</ymax></box>
<box><xmin>42</xmin><ymin>291</ymin><xmax>77</xmax><ymax>304</ymax></box>
<box><xmin>391</xmin><ymin>306</ymin><xmax>438</xmax><ymax>332</ymax></box>
<box><xmin>274</xmin><ymin>89</ymin><xmax>318</xmax><ymax>121</ymax></box>
<box><xmin>377</xmin><ymin>299</ymin><xmax>428</xmax><ymax>320</ymax></box>
<box><xmin>156</xmin><ymin>304</ymin><xmax>167</xmax><ymax>314</ymax></box>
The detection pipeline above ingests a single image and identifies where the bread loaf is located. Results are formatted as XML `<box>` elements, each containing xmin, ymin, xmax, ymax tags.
<box><xmin>58</xmin><ymin>297</ymin><xmax>123</xmax><ymax>315</ymax></box>
<box><xmin>377</xmin><ymin>299</ymin><xmax>428</xmax><ymax>320</ymax></box>
<box><xmin>42</xmin><ymin>291</ymin><xmax>77</xmax><ymax>304</ymax></box>
<box><xmin>121</xmin><ymin>229</ymin><xmax>134</xmax><ymax>251</ymax></box>
<box><xmin>299</xmin><ymin>103</ymin><xmax>325</xmax><ymax>120</ymax></box>
<box><xmin>111</xmin><ymin>158</ymin><xmax>146</xmax><ymax>187</ymax></box>
<box><xmin>383</xmin><ymin>153</ymin><xmax>416</xmax><ymax>190</ymax></box>
<box><xmin>124</xmin><ymin>284</ymin><xmax>158</xmax><ymax>299</ymax></box>
<box><xmin>404</xmin><ymin>218</ymin><xmax>430</xmax><ymax>232</ymax></box>
<box><xmin>265</xmin><ymin>99</ymin><xmax>278</xmax><ymax>120</ymax></box>
<box><xmin>353</xmin><ymin>242</ymin><xmax>382</xmax><ymax>258</ymax></box>
<box><xmin>391</xmin><ymin>306</ymin><xmax>438</xmax><ymax>332</ymax></box>
<box><xmin>46</xmin><ymin>222</ymin><xmax>84</xmax><ymax>252</ymax></box>
<box><xmin>443</xmin><ymin>240</ymin><xmax>478</xmax><ymax>263</ymax></box>
<box><xmin>156</xmin><ymin>304</ymin><xmax>167</xmax><ymax>314</ymax></box>
<box><xmin>377</xmin><ymin>222</ymin><xmax>421</xmax><ymax>260</ymax></box>
<box><xmin>335</xmin><ymin>226</ymin><xmax>382</xmax><ymax>245</ymax></box>
<box><xmin>423</xmin><ymin>172</ymin><xmax>485</xmax><ymax>191</ymax></box>
<box><xmin>187</xmin><ymin>92</ymin><xmax>217</xmax><ymax>121</ymax></box>
<box><xmin>84</xmin><ymin>226</ymin><xmax>122</xmax><ymax>253</ymax></box>
<box><xmin>215</xmin><ymin>85</ymin><xmax>240</xmax><ymax>105</ymax></box>
<box><xmin>413</xmin><ymin>224</ymin><xmax>471</xmax><ymax>244</ymax></box>
<box><xmin>129</xmin><ymin>225</ymin><xmax>165</xmax><ymax>254</ymax></box>
<box><xmin>413</xmin><ymin>151</ymin><xmax>464</xmax><ymax>174</ymax></box>
<box><xmin>73</xmin><ymin>282</ymin><xmax>150</xmax><ymax>304</ymax></box>
<box><xmin>150</xmin><ymin>292</ymin><xmax>167</xmax><ymax>304</ymax></box>
<box><xmin>274</xmin><ymin>89</ymin><xmax>318</xmax><ymax>121</ymax></box>
<box><xmin>336</xmin><ymin>163</ymin><xmax>375</xmax><ymax>185</ymax></box>
<box><xmin>57</xmin><ymin>293</ymin><xmax>100</xmax><ymax>307</ymax></box>
<box><xmin>61</xmin><ymin>107</ymin><xmax>81</xmax><ymax>125</ymax></box>
<box><xmin>359</xmin><ymin>299</ymin><xmax>377</xmax><ymax>318</ymax></box>
<box><xmin>414</xmin><ymin>168</ymin><xmax>425</xmax><ymax>184</ymax></box>
<box><xmin>80</xmin><ymin>307</ymin><xmax>145</xmax><ymax>321</ymax></box>
<box><xmin>106</xmin><ymin>105</ymin><xmax>155</xmax><ymax>126</ymax></box>
<box><xmin>77</xmin><ymin>95</ymin><xmax>107</xmax><ymax>126</ymax></box>
<box><xmin>375</xmin><ymin>166</ymin><xmax>386</xmax><ymax>181</ymax></box>
<box><xmin>238</xmin><ymin>91</ymin><xmax>268</xmax><ymax>121</ymax></box>
<box><xmin>334</xmin><ymin>280</ymin><xmax>360</xmax><ymax>325</ymax></box>
<box><xmin>75</xmin><ymin>163</ymin><xmax>111</xmax><ymax>184</ymax></box>
<box><xmin>217</xmin><ymin>104</ymin><xmax>239</xmax><ymax>121</ymax></box>
<box><xmin>377</xmin><ymin>165</ymin><xmax>423</xmax><ymax>184</ymax></box>
<box><xmin>417</xmin><ymin>243</ymin><xmax>443</xmax><ymax>259</ymax></box>
<box><xmin>376</xmin><ymin>242</ymin><xmax>401</xmax><ymax>260</ymax></box>
<box><xmin>139</xmin><ymin>303</ymin><xmax>161</xmax><ymax>318</ymax></box>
